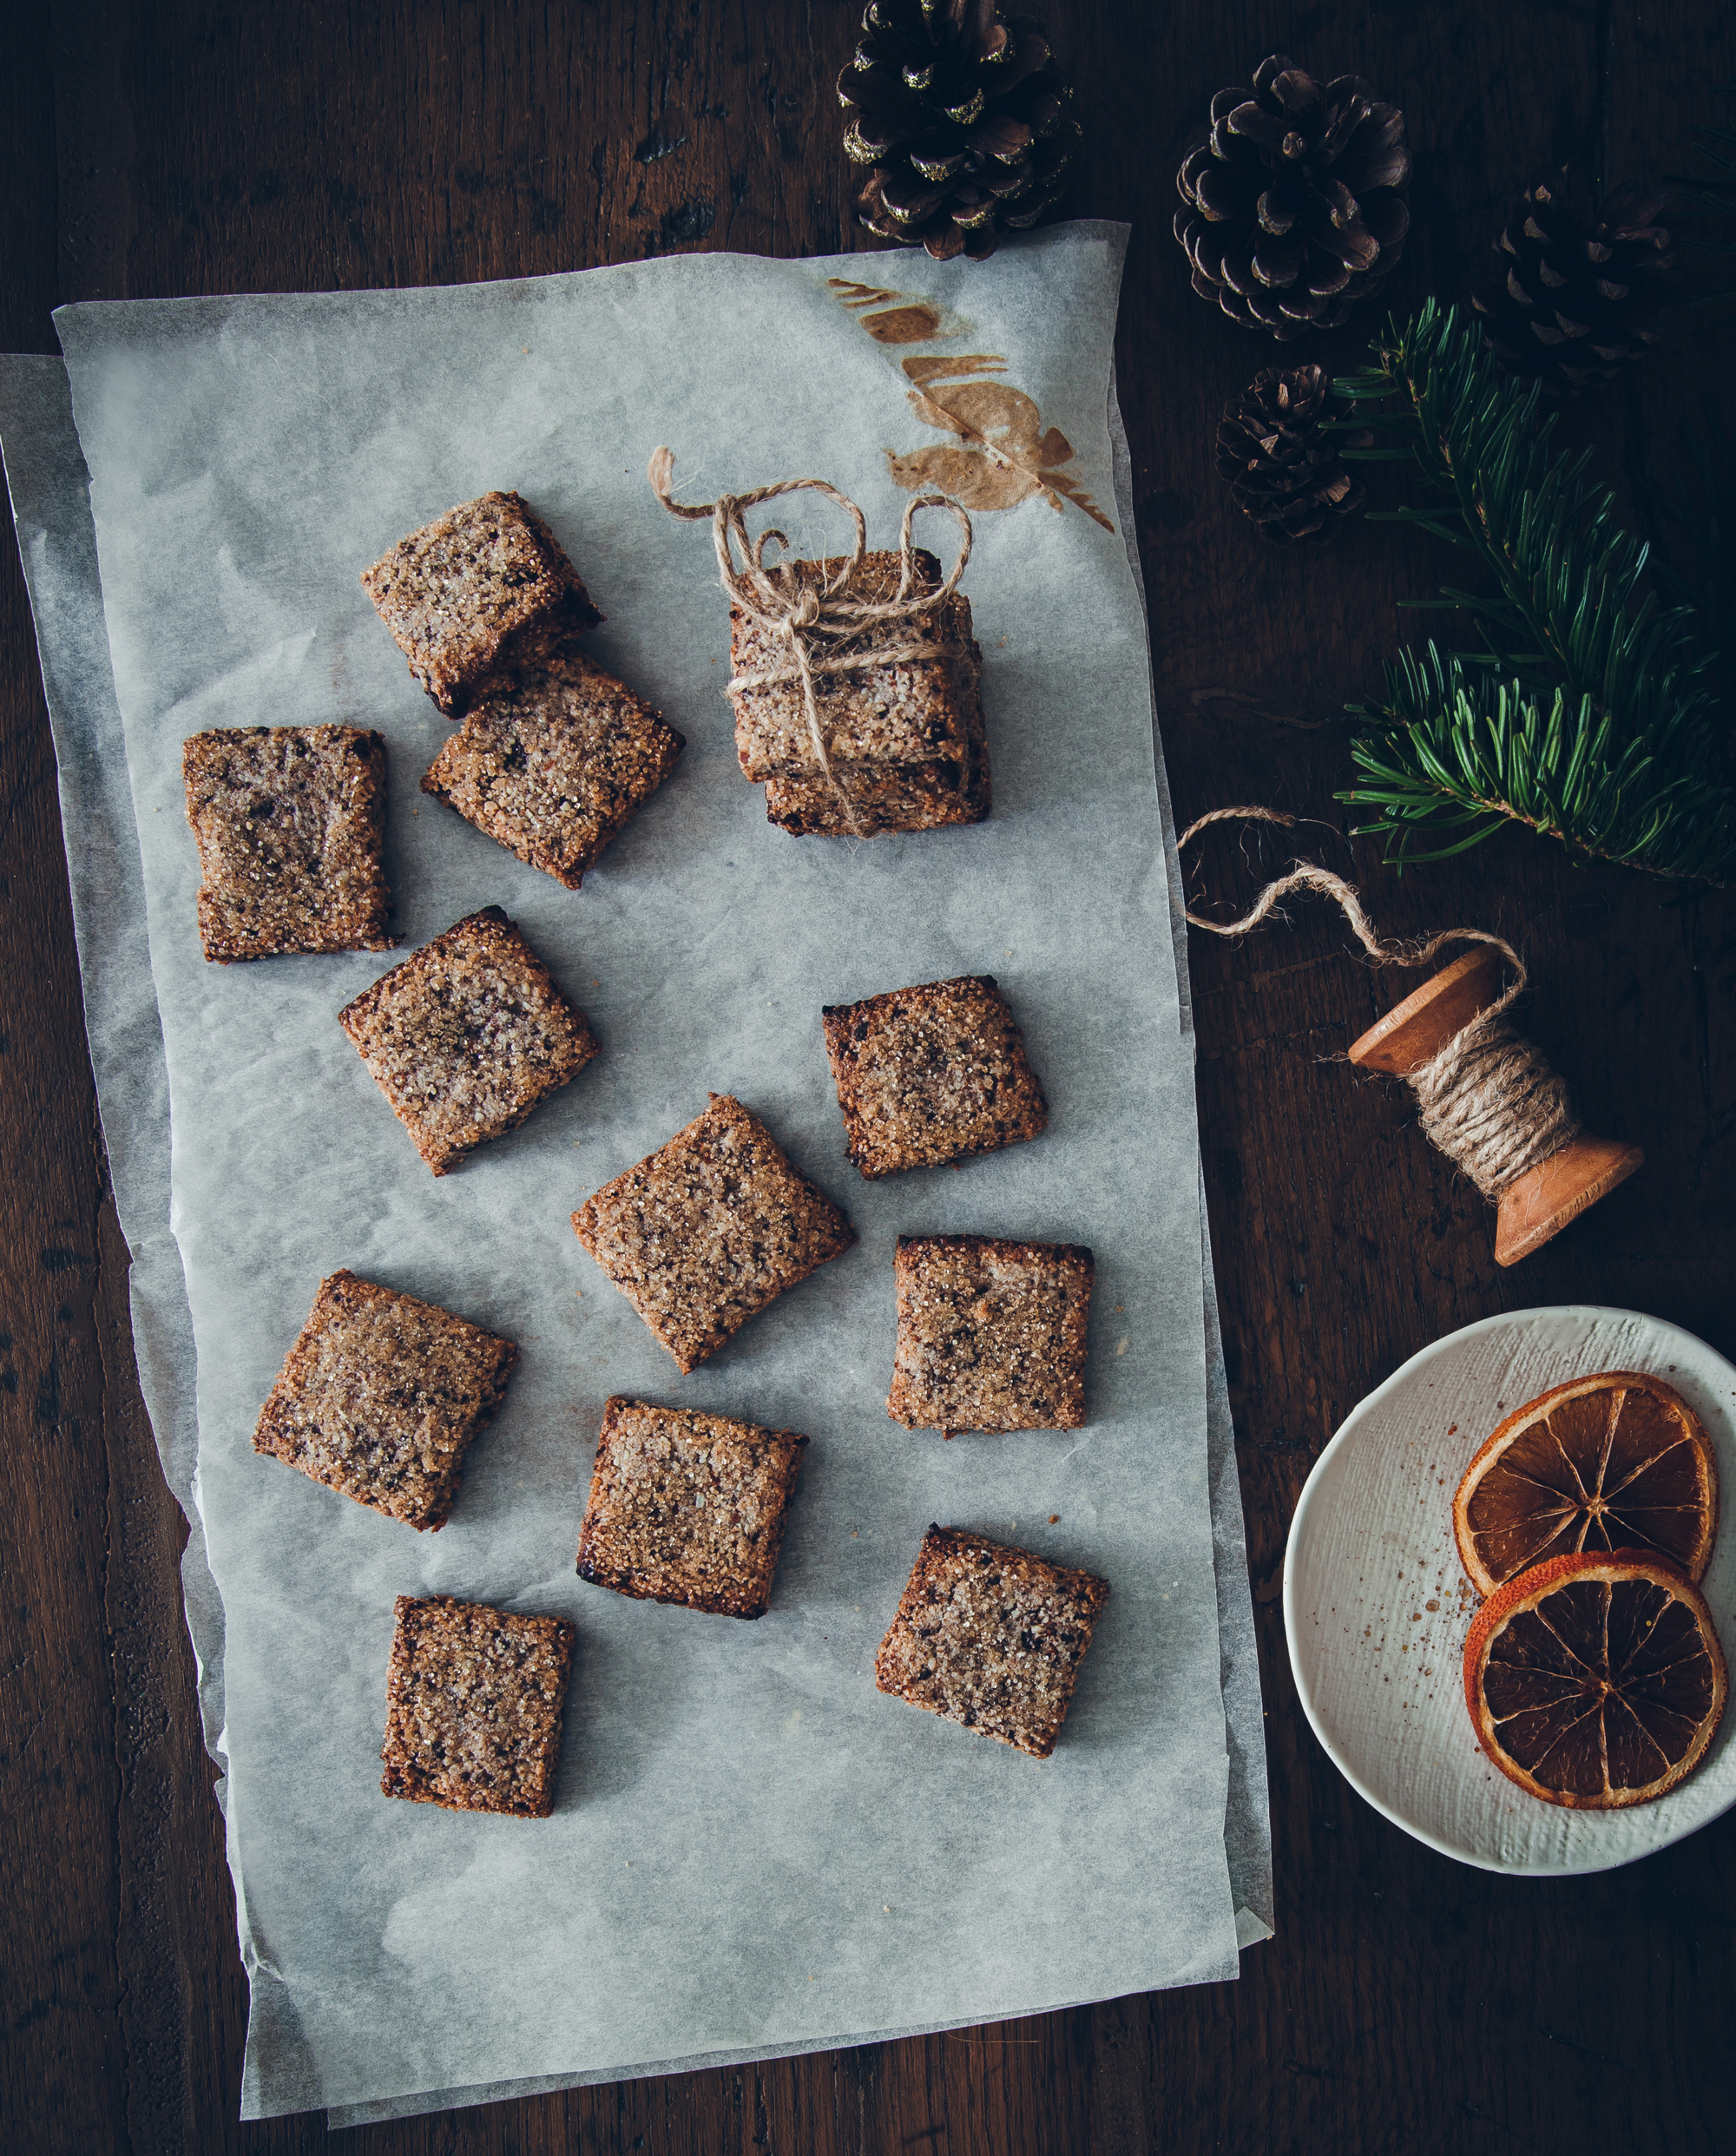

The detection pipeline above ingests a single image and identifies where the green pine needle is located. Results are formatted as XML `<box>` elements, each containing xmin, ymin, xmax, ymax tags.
<box><xmin>1330</xmin><ymin>301</ymin><xmax>1734</xmax><ymax>885</ymax></box>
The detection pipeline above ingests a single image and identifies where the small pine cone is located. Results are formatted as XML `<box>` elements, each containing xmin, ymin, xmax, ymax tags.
<box><xmin>1174</xmin><ymin>54</ymin><xmax>1410</xmax><ymax>339</ymax></box>
<box><xmin>838</xmin><ymin>0</ymin><xmax>1080</xmax><ymax>263</ymax></box>
<box><xmin>1216</xmin><ymin>365</ymin><xmax>1371</xmax><ymax>543</ymax></box>
<box><xmin>1471</xmin><ymin>174</ymin><xmax>1672</xmax><ymax>393</ymax></box>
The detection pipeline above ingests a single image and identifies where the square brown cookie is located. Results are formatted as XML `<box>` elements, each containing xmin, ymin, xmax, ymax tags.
<box><xmin>182</xmin><ymin>725</ymin><xmax>395</xmax><ymax>962</ymax></box>
<box><xmin>572</xmin><ymin>1094</ymin><xmax>856</xmax><ymax>1372</ymax></box>
<box><xmin>875</xmin><ymin>1526</ymin><xmax>1110</xmax><ymax>1758</ymax></box>
<box><xmin>888</xmin><ymin>1235</ymin><xmax>1094</xmax><ymax>1436</ymax></box>
<box><xmin>823</xmin><ymin>975</ymin><xmax>1048</xmax><ymax>1178</ymax></box>
<box><xmin>361</xmin><ymin>491</ymin><xmax>603</xmax><ymax>714</ymax></box>
<box><xmin>339</xmin><ymin>907</ymin><xmax>597</xmax><ymax>1174</ymax></box>
<box><xmin>421</xmin><ymin>651</ymin><xmax>683</xmax><ymax>889</ymax></box>
<box><xmin>380</xmin><ymin>1595</ymin><xmax>575</xmax><ymax>1816</ymax></box>
<box><xmin>760</xmin><ymin>595</ymin><xmax>989</xmax><ymax>836</ymax></box>
<box><xmin>576</xmin><ymin>1397</ymin><xmax>809</xmax><ymax>1619</ymax></box>
<box><xmin>253</xmin><ymin>1270</ymin><xmax>517</xmax><ymax>1529</ymax></box>
<box><xmin>730</xmin><ymin>553</ymin><xmax>968</xmax><ymax>781</ymax></box>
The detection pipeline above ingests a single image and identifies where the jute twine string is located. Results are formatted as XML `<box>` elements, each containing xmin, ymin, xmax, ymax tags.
<box><xmin>1179</xmin><ymin>805</ymin><xmax>1581</xmax><ymax>1198</ymax></box>
<box><xmin>648</xmin><ymin>447</ymin><xmax>971</xmax><ymax>838</ymax></box>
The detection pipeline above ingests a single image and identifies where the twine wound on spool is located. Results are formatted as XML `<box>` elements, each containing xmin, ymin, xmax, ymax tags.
<box><xmin>1178</xmin><ymin>805</ymin><xmax>1581</xmax><ymax>1200</ymax></box>
<box><xmin>648</xmin><ymin>447</ymin><xmax>971</xmax><ymax>838</ymax></box>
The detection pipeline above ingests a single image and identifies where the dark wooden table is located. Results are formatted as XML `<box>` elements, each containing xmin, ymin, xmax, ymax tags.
<box><xmin>4</xmin><ymin>4</ymin><xmax>1733</xmax><ymax>2150</ymax></box>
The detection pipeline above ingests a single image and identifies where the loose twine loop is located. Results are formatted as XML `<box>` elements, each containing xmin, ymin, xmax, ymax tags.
<box><xmin>648</xmin><ymin>446</ymin><xmax>972</xmax><ymax>838</ymax></box>
<box><xmin>1179</xmin><ymin>805</ymin><xmax>1581</xmax><ymax>1199</ymax></box>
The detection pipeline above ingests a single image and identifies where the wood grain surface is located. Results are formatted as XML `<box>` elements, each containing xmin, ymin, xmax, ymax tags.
<box><xmin>3</xmin><ymin>3</ymin><xmax>1734</xmax><ymax>2151</ymax></box>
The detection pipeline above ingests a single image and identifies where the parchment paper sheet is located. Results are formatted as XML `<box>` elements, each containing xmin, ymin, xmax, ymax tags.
<box><xmin>3</xmin><ymin>222</ymin><xmax>1271</xmax><ymax>2126</ymax></box>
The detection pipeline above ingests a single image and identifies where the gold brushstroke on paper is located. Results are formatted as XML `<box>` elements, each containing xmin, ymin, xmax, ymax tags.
<box><xmin>825</xmin><ymin>277</ymin><xmax>1115</xmax><ymax>532</ymax></box>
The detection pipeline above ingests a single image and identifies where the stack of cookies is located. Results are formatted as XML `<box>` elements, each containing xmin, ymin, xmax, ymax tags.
<box><xmin>727</xmin><ymin>548</ymin><xmax>990</xmax><ymax>838</ymax></box>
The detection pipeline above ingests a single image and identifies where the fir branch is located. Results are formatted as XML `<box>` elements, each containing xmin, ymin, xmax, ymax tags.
<box><xmin>1346</xmin><ymin>647</ymin><xmax>1734</xmax><ymax>882</ymax></box>
<box><xmin>1327</xmin><ymin>300</ymin><xmax>1734</xmax><ymax>884</ymax></box>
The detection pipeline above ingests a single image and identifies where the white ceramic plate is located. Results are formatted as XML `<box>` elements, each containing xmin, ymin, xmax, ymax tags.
<box><xmin>1284</xmin><ymin>1305</ymin><xmax>1736</xmax><ymax>1873</ymax></box>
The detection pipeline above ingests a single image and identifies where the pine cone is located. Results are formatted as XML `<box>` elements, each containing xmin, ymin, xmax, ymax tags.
<box><xmin>1471</xmin><ymin>174</ymin><xmax>1673</xmax><ymax>393</ymax></box>
<box><xmin>1174</xmin><ymin>55</ymin><xmax>1410</xmax><ymax>339</ymax></box>
<box><xmin>838</xmin><ymin>0</ymin><xmax>1079</xmax><ymax>263</ymax></box>
<box><xmin>1216</xmin><ymin>365</ymin><xmax>1371</xmax><ymax>542</ymax></box>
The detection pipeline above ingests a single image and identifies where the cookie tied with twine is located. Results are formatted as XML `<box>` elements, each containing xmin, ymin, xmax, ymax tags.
<box><xmin>649</xmin><ymin>449</ymin><xmax>987</xmax><ymax>838</ymax></box>
<box><xmin>1180</xmin><ymin>807</ymin><xmax>1643</xmax><ymax>1265</ymax></box>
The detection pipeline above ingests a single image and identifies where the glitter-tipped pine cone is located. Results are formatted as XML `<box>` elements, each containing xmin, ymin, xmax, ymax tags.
<box><xmin>838</xmin><ymin>0</ymin><xmax>1079</xmax><ymax>262</ymax></box>
<box><xmin>1175</xmin><ymin>54</ymin><xmax>1410</xmax><ymax>338</ymax></box>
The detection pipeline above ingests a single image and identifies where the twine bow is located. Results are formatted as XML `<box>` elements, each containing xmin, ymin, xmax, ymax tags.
<box><xmin>1179</xmin><ymin>805</ymin><xmax>1581</xmax><ymax>1197</ymax></box>
<box><xmin>648</xmin><ymin>447</ymin><xmax>971</xmax><ymax>837</ymax></box>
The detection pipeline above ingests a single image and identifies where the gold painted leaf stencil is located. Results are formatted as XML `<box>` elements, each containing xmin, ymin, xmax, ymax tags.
<box><xmin>825</xmin><ymin>278</ymin><xmax>1115</xmax><ymax>532</ymax></box>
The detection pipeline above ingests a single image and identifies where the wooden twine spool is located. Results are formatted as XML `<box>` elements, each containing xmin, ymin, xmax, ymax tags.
<box><xmin>1181</xmin><ymin>808</ymin><xmax>1644</xmax><ymax>1267</ymax></box>
<box><xmin>1345</xmin><ymin>946</ymin><xmax>1643</xmax><ymax>1265</ymax></box>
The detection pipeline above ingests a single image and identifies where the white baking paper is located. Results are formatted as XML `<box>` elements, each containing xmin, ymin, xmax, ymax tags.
<box><xmin>3</xmin><ymin>222</ymin><xmax>1271</xmax><ymax>2125</ymax></box>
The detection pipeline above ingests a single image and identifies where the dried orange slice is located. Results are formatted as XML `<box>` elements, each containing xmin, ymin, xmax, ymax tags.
<box><xmin>1452</xmin><ymin>1371</ymin><xmax>1716</xmax><ymax>1596</ymax></box>
<box><xmin>1463</xmin><ymin>1552</ymin><xmax>1727</xmax><ymax>1808</ymax></box>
